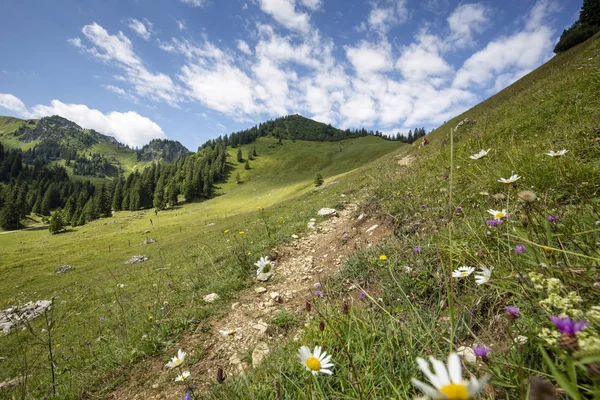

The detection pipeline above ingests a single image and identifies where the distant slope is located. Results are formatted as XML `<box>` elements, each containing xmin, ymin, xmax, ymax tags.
<box><xmin>0</xmin><ymin>115</ymin><xmax>190</xmax><ymax>177</ymax></box>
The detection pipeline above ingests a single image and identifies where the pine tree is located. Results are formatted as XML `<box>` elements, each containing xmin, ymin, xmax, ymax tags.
<box><xmin>252</xmin><ymin>146</ymin><xmax>257</xmax><ymax>157</ymax></box>
<box><xmin>63</xmin><ymin>196</ymin><xmax>76</xmax><ymax>223</ymax></box>
<box><xmin>48</xmin><ymin>210</ymin><xmax>65</xmax><ymax>234</ymax></box>
<box><xmin>0</xmin><ymin>201</ymin><xmax>20</xmax><ymax>230</ymax></box>
<box><xmin>112</xmin><ymin>178</ymin><xmax>124</xmax><ymax>211</ymax></box>
<box><xmin>314</xmin><ymin>173</ymin><xmax>324</xmax><ymax>187</ymax></box>
<box><xmin>40</xmin><ymin>189</ymin><xmax>53</xmax><ymax>216</ymax></box>
<box><xmin>581</xmin><ymin>0</ymin><xmax>600</xmax><ymax>27</ymax></box>
<box><xmin>244</xmin><ymin>159</ymin><xmax>251</xmax><ymax>170</ymax></box>
<box><xmin>237</xmin><ymin>148</ymin><xmax>243</xmax><ymax>163</ymax></box>
<box><xmin>153</xmin><ymin>175</ymin><xmax>166</xmax><ymax>210</ymax></box>
<box><xmin>166</xmin><ymin>181</ymin><xmax>179</xmax><ymax>207</ymax></box>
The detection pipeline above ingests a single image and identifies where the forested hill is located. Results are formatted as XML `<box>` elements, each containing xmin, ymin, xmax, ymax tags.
<box><xmin>201</xmin><ymin>114</ymin><xmax>419</xmax><ymax>149</ymax></box>
<box><xmin>0</xmin><ymin>115</ymin><xmax>190</xmax><ymax>177</ymax></box>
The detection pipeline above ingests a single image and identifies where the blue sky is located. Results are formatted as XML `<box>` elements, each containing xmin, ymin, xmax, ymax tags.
<box><xmin>0</xmin><ymin>0</ymin><xmax>581</xmax><ymax>150</ymax></box>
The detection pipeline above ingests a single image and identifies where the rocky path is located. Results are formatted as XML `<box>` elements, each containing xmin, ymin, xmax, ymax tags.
<box><xmin>110</xmin><ymin>202</ymin><xmax>391</xmax><ymax>399</ymax></box>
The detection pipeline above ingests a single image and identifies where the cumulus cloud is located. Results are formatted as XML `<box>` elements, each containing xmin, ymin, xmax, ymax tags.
<box><xmin>447</xmin><ymin>3</ymin><xmax>488</xmax><ymax>47</ymax></box>
<box><xmin>367</xmin><ymin>0</ymin><xmax>409</xmax><ymax>33</ymax></box>
<box><xmin>346</xmin><ymin>41</ymin><xmax>393</xmax><ymax>75</ymax></box>
<box><xmin>257</xmin><ymin>0</ymin><xmax>311</xmax><ymax>33</ymax></box>
<box><xmin>237</xmin><ymin>40</ymin><xmax>252</xmax><ymax>55</ymax></box>
<box><xmin>0</xmin><ymin>93</ymin><xmax>165</xmax><ymax>147</ymax></box>
<box><xmin>180</xmin><ymin>0</ymin><xmax>208</xmax><ymax>7</ymax></box>
<box><xmin>396</xmin><ymin>34</ymin><xmax>452</xmax><ymax>81</ymax></box>
<box><xmin>299</xmin><ymin>0</ymin><xmax>322</xmax><ymax>11</ymax></box>
<box><xmin>126</xmin><ymin>18</ymin><xmax>153</xmax><ymax>40</ymax></box>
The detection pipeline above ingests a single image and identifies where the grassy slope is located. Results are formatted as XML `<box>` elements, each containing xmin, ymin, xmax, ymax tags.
<box><xmin>0</xmin><ymin>136</ymin><xmax>402</xmax><ymax>397</ymax></box>
<box><xmin>209</xmin><ymin>36</ymin><xmax>600</xmax><ymax>398</ymax></box>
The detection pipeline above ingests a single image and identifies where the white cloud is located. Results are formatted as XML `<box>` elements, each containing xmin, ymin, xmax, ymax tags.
<box><xmin>176</xmin><ymin>19</ymin><xmax>186</xmax><ymax>31</ymax></box>
<box><xmin>237</xmin><ymin>40</ymin><xmax>252</xmax><ymax>55</ymax></box>
<box><xmin>346</xmin><ymin>41</ymin><xmax>393</xmax><ymax>75</ymax></box>
<box><xmin>126</xmin><ymin>18</ymin><xmax>153</xmax><ymax>40</ymax></box>
<box><xmin>299</xmin><ymin>0</ymin><xmax>322</xmax><ymax>11</ymax></box>
<box><xmin>257</xmin><ymin>0</ymin><xmax>311</xmax><ymax>33</ymax></box>
<box><xmin>180</xmin><ymin>0</ymin><xmax>208</xmax><ymax>7</ymax></box>
<box><xmin>447</xmin><ymin>3</ymin><xmax>488</xmax><ymax>47</ymax></box>
<box><xmin>367</xmin><ymin>0</ymin><xmax>409</xmax><ymax>33</ymax></box>
<box><xmin>104</xmin><ymin>85</ymin><xmax>139</xmax><ymax>103</ymax></box>
<box><xmin>396</xmin><ymin>38</ymin><xmax>452</xmax><ymax>81</ymax></box>
<box><xmin>0</xmin><ymin>94</ymin><xmax>165</xmax><ymax>147</ymax></box>
<box><xmin>0</xmin><ymin>93</ymin><xmax>29</xmax><ymax>116</ymax></box>
<box><xmin>71</xmin><ymin>23</ymin><xmax>181</xmax><ymax>106</ymax></box>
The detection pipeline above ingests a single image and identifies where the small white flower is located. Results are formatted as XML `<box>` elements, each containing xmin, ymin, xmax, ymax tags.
<box><xmin>411</xmin><ymin>353</ymin><xmax>487</xmax><ymax>399</ymax></box>
<box><xmin>117</xmin><ymin>283</ymin><xmax>126</xmax><ymax>288</ymax></box>
<box><xmin>487</xmin><ymin>209</ymin><xmax>507</xmax><ymax>220</ymax></box>
<box><xmin>452</xmin><ymin>266</ymin><xmax>475</xmax><ymax>278</ymax></box>
<box><xmin>219</xmin><ymin>327</ymin><xmax>242</xmax><ymax>336</ymax></box>
<box><xmin>498</xmin><ymin>174</ymin><xmax>521</xmax><ymax>184</ymax></box>
<box><xmin>298</xmin><ymin>345</ymin><xmax>334</xmax><ymax>376</ymax></box>
<box><xmin>175</xmin><ymin>371</ymin><xmax>190</xmax><ymax>382</ymax></box>
<box><xmin>474</xmin><ymin>266</ymin><xmax>493</xmax><ymax>285</ymax></box>
<box><xmin>469</xmin><ymin>148</ymin><xmax>491</xmax><ymax>160</ymax></box>
<box><xmin>545</xmin><ymin>149</ymin><xmax>568</xmax><ymax>157</ymax></box>
<box><xmin>254</xmin><ymin>256</ymin><xmax>273</xmax><ymax>276</ymax></box>
<box><xmin>165</xmin><ymin>349</ymin><xmax>186</xmax><ymax>369</ymax></box>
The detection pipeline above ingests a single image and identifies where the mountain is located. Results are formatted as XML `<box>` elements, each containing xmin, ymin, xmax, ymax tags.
<box><xmin>0</xmin><ymin>115</ymin><xmax>190</xmax><ymax>177</ymax></box>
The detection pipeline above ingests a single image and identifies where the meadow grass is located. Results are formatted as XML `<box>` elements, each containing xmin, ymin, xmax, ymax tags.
<box><xmin>204</xmin><ymin>35</ymin><xmax>600</xmax><ymax>399</ymax></box>
<box><xmin>0</xmin><ymin>136</ymin><xmax>402</xmax><ymax>398</ymax></box>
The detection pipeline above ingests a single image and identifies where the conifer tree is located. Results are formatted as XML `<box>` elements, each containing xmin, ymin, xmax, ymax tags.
<box><xmin>244</xmin><ymin>159</ymin><xmax>250</xmax><ymax>170</ymax></box>
<box><xmin>252</xmin><ymin>146</ymin><xmax>257</xmax><ymax>157</ymax></box>
<box><xmin>153</xmin><ymin>175</ymin><xmax>166</xmax><ymax>210</ymax></box>
<box><xmin>0</xmin><ymin>201</ymin><xmax>20</xmax><ymax>230</ymax></box>
<box><xmin>314</xmin><ymin>172</ymin><xmax>324</xmax><ymax>187</ymax></box>
<box><xmin>49</xmin><ymin>209</ymin><xmax>65</xmax><ymax>234</ymax></box>
<box><xmin>237</xmin><ymin>148</ymin><xmax>243</xmax><ymax>163</ymax></box>
<box><xmin>112</xmin><ymin>177</ymin><xmax>124</xmax><ymax>211</ymax></box>
<box><xmin>166</xmin><ymin>181</ymin><xmax>179</xmax><ymax>207</ymax></box>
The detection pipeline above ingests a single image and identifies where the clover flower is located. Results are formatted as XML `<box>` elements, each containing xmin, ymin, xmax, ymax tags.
<box><xmin>411</xmin><ymin>353</ymin><xmax>487</xmax><ymax>399</ymax></box>
<box><xmin>298</xmin><ymin>346</ymin><xmax>334</xmax><ymax>375</ymax></box>
<box><xmin>498</xmin><ymin>174</ymin><xmax>521</xmax><ymax>184</ymax></box>
<box><xmin>514</xmin><ymin>245</ymin><xmax>526</xmax><ymax>254</ymax></box>
<box><xmin>472</xmin><ymin>345</ymin><xmax>491</xmax><ymax>358</ymax></box>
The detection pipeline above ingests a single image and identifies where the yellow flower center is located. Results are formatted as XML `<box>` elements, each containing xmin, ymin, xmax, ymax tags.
<box><xmin>439</xmin><ymin>383</ymin><xmax>469</xmax><ymax>399</ymax></box>
<box><xmin>175</xmin><ymin>358</ymin><xmax>181</xmax><ymax>364</ymax></box>
<box><xmin>460</xmin><ymin>271</ymin><xmax>470</xmax><ymax>277</ymax></box>
<box><xmin>495</xmin><ymin>212</ymin><xmax>505</xmax><ymax>219</ymax></box>
<box><xmin>305</xmin><ymin>356</ymin><xmax>321</xmax><ymax>371</ymax></box>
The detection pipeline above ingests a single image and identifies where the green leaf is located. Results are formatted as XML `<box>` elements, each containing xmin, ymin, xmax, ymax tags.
<box><xmin>539</xmin><ymin>345</ymin><xmax>581</xmax><ymax>400</ymax></box>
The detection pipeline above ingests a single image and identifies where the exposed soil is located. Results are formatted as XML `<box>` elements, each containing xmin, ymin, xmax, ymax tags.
<box><xmin>108</xmin><ymin>202</ymin><xmax>392</xmax><ymax>399</ymax></box>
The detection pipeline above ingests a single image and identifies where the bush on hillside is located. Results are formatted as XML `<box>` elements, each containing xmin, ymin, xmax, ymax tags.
<box><xmin>554</xmin><ymin>23</ymin><xmax>600</xmax><ymax>53</ymax></box>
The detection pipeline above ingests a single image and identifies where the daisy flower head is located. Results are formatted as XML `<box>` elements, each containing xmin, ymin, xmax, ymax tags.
<box><xmin>498</xmin><ymin>174</ymin><xmax>521</xmax><ymax>184</ymax></box>
<box><xmin>487</xmin><ymin>209</ymin><xmax>507</xmax><ymax>220</ymax></box>
<box><xmin>254</xmin><ymin>256</ymin><xmax>273</xmax><ymax>275</ymax></box>
<box><xmin>474</xmin><ymin>266</ymin><xmax>493</xmax><ymax>285</ymax></box>
<box><xmin>452</xmin><ymin>266</ymin><xmax>475</xmax><ymax>278</ymax></box>
<box><xmin>175</xmin><ymin>371</ymin><xmax>190</xmax><ymax>382</ymax></box>
<box><xmin>297</xmin><ymin>346</ymin><xmax>334</xmax><ymax>376</ymax></box>
<box><xmin>469</xmin><ymin>148</ymin><xmax>491</xmax><ymax>160</ymax></box>
<box><xmin>166</xmin><ymin>349</ymin><xmax>186</xmax><ymax>369</ymax></box>
<box><xmin>545</xmin><ymin>149</ymin><xmax>568</xmax><ymax>157</ymax></box>
<box><xmin>411</xmin><ymin>353</ymin><xmax>487</xmax><ymax>399</ymax></box>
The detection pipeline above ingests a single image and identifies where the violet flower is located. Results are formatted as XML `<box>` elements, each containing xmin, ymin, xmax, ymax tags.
<box><xmin>472</xmin><ymin>344</ymin><xmax>491</xmax><ymax>358</ymax></box>
<box><xmin>551</xmin><ymin>316</ymin><xmax>589</xmax><ymax>336</ymax></box>
<box><xmin>514</xmin><ymin>245</ymin><xmax>526</xmax><ymax>254</ymax></box>
<box><xmin>413</xmin><ymin>247</ymin><xmax>421</xmax><ymax>254</ymax></box>
<box><xmin>486</xmin><ymin>219</ymin><xmax>503</xmax><ymax>226</ymax></box>
<box><xmin>547</xmin><ymin>215</ymin><xmax>556</xmax><ymax>223</ymax></box>
<box><xmin>184</xmin><ymin>392</ymin><xmax>191</xmax><ymax>400</ymax></box>
<box><xmin>359</xmin><ymin>290</ymin><xmax>368</xmax><ymax>299</ymax></box>
<box><xmin>505</xmin><ymin>306</ymin><xmax>520</xmax><ymax>318</ymax></box>
<box><xmin>314</xmin><ymin>290</ymin><xmax>323</xmax><ymax>296</ymax></box>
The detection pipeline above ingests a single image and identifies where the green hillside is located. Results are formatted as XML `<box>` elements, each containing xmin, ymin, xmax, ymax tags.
<box><xmin>0</xmin><ymin>134</ymin><xmax>402</xmax><ymax>397</ymax></box>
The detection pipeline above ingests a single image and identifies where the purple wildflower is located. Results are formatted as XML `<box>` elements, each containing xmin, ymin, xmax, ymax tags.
<box><xmin>314</xmin><ymin>290</ymin><xmax>323</xmax><ymax>296</ymax></box>
<box><xmin>455</xmin><ymin>207</ymin><xmax>463</xmax><ymax>213</ymax></box>
<box><xmin>343</xmin><ymin>233</ymin><xmax>349</xmax><ymax>238</ymax></box>
<box><xmin>313</xmin><ymin>283</ymin><xmax>321</xmax><ymax>289</ymax></box>
<box><xmin>472</xmin><ymin>344</ymin><xmax>491</xmax><ymax>358</ymax></box>
<box><xmin>505</xmin><ymin>306</ymin><xmax>520</xmax><ymax>318</ymax></box>
<box><xmin>99</xmin><ymin>317</ymin><xmax>105</xmax><ymax>322</ymax></box>
<box><xmin>551</xmin><ymin>316</ymin><xmax>589</xmax><ymax>336</ymax></box>
<box><xmin>359</xmin><ymin>290</ymin><xmax>368</xmax><ymax>299</ymax></box>
<box><xmin>413</xmin><ymin>247</ymin><xmax>421</xmax><ymax>254</ymax></box>
<box><xmin>547</xmin><ymin>215</ymin><xmax>556</xmax><ymax>223</ymax></box>
<box><xmin>184</xmin><ymin>392</ymin><xmax>191</xmax><ymax>400</ymax></box>
<box><xmin>514</xmin><ymin>245</ymin><xmax>526</xmax><ymax>254</ymax></box>
<box><xmin>486</xmin><ymin>219</ymin><xmax>503</xmax><ymax>226</ymax></box>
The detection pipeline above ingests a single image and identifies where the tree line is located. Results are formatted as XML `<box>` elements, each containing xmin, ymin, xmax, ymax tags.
<box><xmin>0</xmin><ymin>139</ymin><xmax>228</xmax><ymax>231</ymax></box>
<box><xmin>554</xmin><ymin>0</ymin><xmax>600</xmax><ymax>53</ymax></box>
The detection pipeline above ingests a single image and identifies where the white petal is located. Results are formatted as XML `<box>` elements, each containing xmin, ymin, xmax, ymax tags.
<box><xmin>416</xmin><ymin>357</ymin><xmax>443</xmax><ymax>389</ymax></box>
<box><xmin>411</xmin><ymin>378</ymin><xmax>441</xmax><ymax>398</ymax></box>
<box><xmin>447</xmin><ymin>353</ymin><xmax>463</xmax><ymax>384</ymax></box>
<box><xmin>430</xmin><ymin>357</ymin><xmax>451</xmax><ymax>387</ymax></box>
<box><xmin>320</xmin><ymin>354</ymin><xmax>332</xmax><ymax>364</ymax></box>
<box><xmin>314</xmin><ymin>346</ymin><xmax>322</xmax><ymax>359</ymax></box>
<box><xmin>467</xmin><ymin>377</ymin><xmax>483</xmax><ymax>396</ymax></box>
<box><xmin>321</xmin><ymin>362</ymin><xmax>334</xmax><ymax>369</ymax></box>
<box><xmin>320</xmin><ymin>368</ymin><xmax>333</xmax><ymax>375</ymax></box>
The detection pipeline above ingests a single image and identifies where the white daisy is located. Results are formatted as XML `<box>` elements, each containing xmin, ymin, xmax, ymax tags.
<box><xmin>469</xmin><ymin>149</ymin><xmax>491</xmax><ymax>160</ymax></box>
<box><xmin>487</xmin><ymin>209</ymin><xmax>507</xmax><ymax>220</ymax></box>
<box><xmin>165</xmin><ymin>349</ymin><xmax>186</xmax><ymax>369</ymax></box>
<box><xmin>498</xmin><ymin>174</ymin><xmax>521</xmax><ymax>184</ymax></box>
<box><xmin>411</xmin><ymin>353</ymin><xmax>487</xmax><ymax>399</ymax></box>
<box><xmin>297</xmin><ymin>345</ymin><xmax>334</xmax><ymax>376</ymax></box>
<box><xmin>175</xmin><ymin>371</ymin><xmax>190</xmax><ymax>382</ymax></box>
<box><xmin>219</xmin><ymin>327</ymin><xmax>242</xmax><ymax>336</ymax></box>
<box><xmin>117</xmin><ymin>283</ymin><xmax>126</xmax><ymax>288</ymax></box>
<box><xmin>452</xmin><ymin>266</ymin><xmax>475</xmax><ymax>278</ymax></box>
<box><xmin>474</xmin><ymin>266</ymin><xmax>493</xmax><ymax>285</ymax></box>
<box><xmin>545</xmin><ymin>149</ymin><xmax>568</xmax><ymax>157</ymax></box>
<box><xmin>254</xmin><ymin>256</ymin><xmax>273</xmax><ymax>275</ymax></box>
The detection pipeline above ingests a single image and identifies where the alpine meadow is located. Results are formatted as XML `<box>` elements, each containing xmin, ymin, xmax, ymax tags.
<box><xmin>1</xmin><ymin>1</ymin><xmax>600</xmax><ymax>399</ymax></box>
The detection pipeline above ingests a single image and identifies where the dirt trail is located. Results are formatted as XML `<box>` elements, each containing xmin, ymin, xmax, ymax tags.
<box><xmin>110</xmin><ymin>202</ymin><xmax>392</xmax><ymax>399</ymax></box>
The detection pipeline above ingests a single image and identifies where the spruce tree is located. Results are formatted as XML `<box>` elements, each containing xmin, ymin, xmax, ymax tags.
<box><xmin>237</xmin><ymin>148</ymin><xmax>243</xmax><ymax>163</ymax></box>
<box><xmin>112</xmin><ymin>178</ymin><xmax>124</xmax><ymax>211</ymax></box>
<box><xmin>153</xmin><ymin>175</ymin><xmax>166</xmax><ymax>210</ymax></box>
<box><xmin>252</xmin><ymin>146</ymin><xmax>257</xmax><ymax>157</ymax></box>
<box><xmin>0</xmin><ymin>201</ymin><xmax>20</xmax><ymax>230</ymax></box>
<box><xmin>49</xmin><ymin>210</ymin><xmax>65</xmax><ymax>234</ymax></box>
<box><xmin>166</xmin><ymin>181</ymin><xmax>179</xmax><ymax>207</ymax></box>
<box><xmin>581</xmin><ymin>0</ymin><xmax>600</xmax><ymax>27</ymax></box>
<box><xmin>244</xmin><ymin>159</ymin><xmax>250</xmax><ymax>170</ymax></box>
<box><xmin>40</xmin><ymin>189</ymin><xmax>53</xmax><ymax>216</ymax></box>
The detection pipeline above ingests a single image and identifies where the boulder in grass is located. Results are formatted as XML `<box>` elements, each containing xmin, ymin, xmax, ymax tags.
<box><xmin>141</xmin><ymin>239</ymin><xmax>157</xmax><ymax>245</ymax></box>
<box><xmin>0</xmin><ymin>300</ymin><xmax>52</xmax><ymax>334</ymax></box>
<box><xmin>125</xmin><ymin>255</ymin><xmax>148</xmax><ymax>264</ymax></box>
<box><xmin>55</xmin><ymin>265</ymin><xmax>74</xmax><ymax>274</ymax></box>
<box><xmin>317</xmin><ymin>208</ymin><xmax>337</xmax><ymax>217</ymax></box>
<box><xmin>203</xmin><ymin>293</ymin><xmax>220</xmax><ymax>303</ymax></box>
